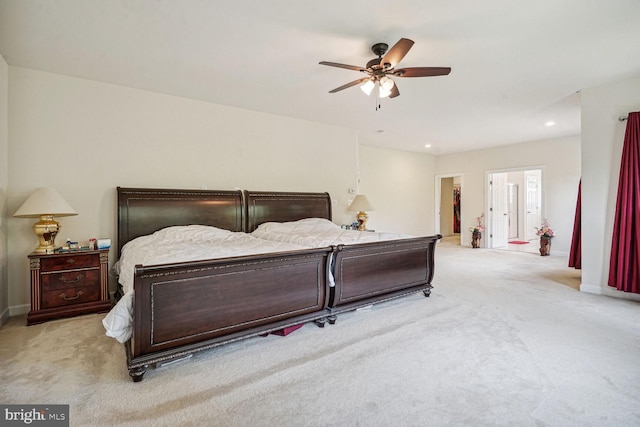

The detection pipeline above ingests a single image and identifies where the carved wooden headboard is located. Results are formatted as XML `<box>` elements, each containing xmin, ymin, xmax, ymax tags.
<box><xmin>116</xmin><ymin>187</ymin><xmax>243</xmax><ymax>256</ymax></box>
<box><xmin>116</xmin><ymin>187</ymin><xmax>332</xmax><ymax>256</ymax></box>
<box><xmin>244</xmin><ymin>190</ymin><xmax>332</xmax><ymax>232</ymax></box>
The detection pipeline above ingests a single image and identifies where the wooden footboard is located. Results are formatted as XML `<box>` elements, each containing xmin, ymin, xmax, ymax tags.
<box><xmin>329</xmin><ymin>235</ymin><xmax>441</xmax><ymax>314</ymax></box>
<box><xmin>126</xmin><ymin>248</ymin><xmax>332</xmax><ymax>381</ymax></box>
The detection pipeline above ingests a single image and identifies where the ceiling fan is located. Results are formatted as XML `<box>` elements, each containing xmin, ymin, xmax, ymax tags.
<box><xmin>319</xmin><ymin>38</ymin><xmax>451</xmax><ymax>100</ymax></box>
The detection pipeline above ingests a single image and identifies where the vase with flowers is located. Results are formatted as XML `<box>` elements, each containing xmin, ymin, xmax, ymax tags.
<box><xmin>469</xmin><ymin>214</ymin><xmax>485</xmax><ymax>248</ymax></box>
<box><xmin>535</xmin><ymin>219</ymin><xmax>554</xmax><ymax>256</ymax></box>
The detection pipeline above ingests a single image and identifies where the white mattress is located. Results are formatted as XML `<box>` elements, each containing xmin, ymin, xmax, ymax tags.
<box><xmin>102</xmin><ymin>225</ymin><xmax>310</xmax><ymax>343</ymax></box>
<box><xmin>251</xmin><ymin>217</ymin><xmax>412</xmax><ymax>247</ymax></box>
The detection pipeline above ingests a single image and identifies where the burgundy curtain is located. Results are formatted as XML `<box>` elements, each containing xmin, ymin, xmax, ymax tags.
<box><xmin>568</xmin><ymin>180</ymin><xmax>581</xmax><ymax>269</ymax></box>
<box><xmin>608</xmin><ymin>112</ymin><xmax>640</xmax><ymax>293</ymax></box>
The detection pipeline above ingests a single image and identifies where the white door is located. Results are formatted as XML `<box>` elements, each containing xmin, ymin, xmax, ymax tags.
<box><xmin>525</xmin><ymin>171</ymin><xmax>541</xmax><ymax>240</ymax></box>
<box><xmin>490</xmin><ymin>173</ymin><xmax>509</xmax><ymax>248</ymax></box>
<box><xmin>507</xmin><ymin>183</ymin><xmax>518</xmax><ymax>239</ymax></box>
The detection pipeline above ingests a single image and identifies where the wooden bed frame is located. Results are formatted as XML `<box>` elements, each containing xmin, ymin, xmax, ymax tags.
<box><xmin>117</xmin><ymin>187</ymin><xmax>440</xmax><ymax>382</ymax></box>
<box><xmin>243</xmin><ymin>190</ymin><xmax>439</xmax><ymax>317</ymax></box>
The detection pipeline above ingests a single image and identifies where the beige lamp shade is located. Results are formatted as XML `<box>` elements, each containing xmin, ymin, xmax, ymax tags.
<box><xmin>348</xmin><ymin>195</ymin><xmax>374</xmax><ymax>231</ymax></box>
<box><xmin>348</xmin><ymin>195</ymin><xmax>374</xmax><ymax>212</ymax></box>
<box><xmin>14</xmin><ymin>187</ymin><xmax>78</xmax><ymax>217</ymax></box>
<box><xmin>14</xmin><ymin>188</ymin><xmax>78</xmax><ymax>254</ymax></box>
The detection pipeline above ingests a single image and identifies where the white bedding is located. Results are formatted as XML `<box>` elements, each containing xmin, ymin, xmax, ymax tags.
<box><xmin>102</xmin><ymin>225</ymin><xmax>310</xmax><ymax>343</ymax></box>
<box><xmin>251</xmin><ymin>217</ymin><xmax>412</xmax><ymax>247</ymax></box>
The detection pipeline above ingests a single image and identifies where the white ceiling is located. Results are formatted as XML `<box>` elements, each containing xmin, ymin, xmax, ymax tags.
<box><xmin>1</xmin><ymin>0</ymin><xmax>640</xmax><ymax>155</ymax></box>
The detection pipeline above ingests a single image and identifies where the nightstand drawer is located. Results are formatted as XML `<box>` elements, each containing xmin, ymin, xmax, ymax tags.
<box><xmin>41</xmin><ymin>285</ymin><xmax>101</xmax><ymax>309</ymax></box>
<box><xmin>27</xmin><ymin>248</ymin><xmax>111</xmax><ymax>325</ymax></box>
<box><xmin>41</xmin><ymin>269</ymin><xmax>101</xmax><ymax>292</ymax></box>
<box><xmin>41</xmin><ymin>254</ymin><xmax>100</xmax><ymax>272</ymax></box>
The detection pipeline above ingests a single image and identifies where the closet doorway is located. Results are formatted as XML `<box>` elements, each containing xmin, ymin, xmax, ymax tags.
<box><xmin>435</xmin><ymin>173</ymin><xmax>463</xmax><ymax>246</ymax></box>
<box><xmin>486</xmin><ymin>168</ymin><xmax>542</xmax><ymax>252</ymax></box>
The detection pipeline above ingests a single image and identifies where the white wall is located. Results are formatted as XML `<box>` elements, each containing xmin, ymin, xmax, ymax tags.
<box><xmin>358</xmin><ymin>145</ymin><xmax>436</xmax><ymax>236</ymax></box>
<box><xmin>0</xmin><ymin>53</ymin><xmax>8</xmax><ymax>324</ymax></box>
<box><xmin>580</xmin><ymin>75</ymin><xmax>640</xmax><ymax>300</ymax></box>
<box><xmin>7</xmin><ymin>67</ymin><xmax>361</xmax><ymax>311</ymax></box>
<box><xmin>434</xmin><ymin>136</ymin><xmax>581</xmax><ymax>252</ymax></box>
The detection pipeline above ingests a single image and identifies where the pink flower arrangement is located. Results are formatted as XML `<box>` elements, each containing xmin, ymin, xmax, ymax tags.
<box><xmin>469</xmin><ymin>213</ymin><xmax>485</xmax><ymax>233</ymax></box>
<box><xmin>535</xmin><ymin>219</ymin><xmax>554</xmax><ymax>237</ymax></box>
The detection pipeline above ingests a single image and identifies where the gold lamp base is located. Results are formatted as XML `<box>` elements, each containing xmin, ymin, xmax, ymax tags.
<box><xmin>32</xmin><ymin>215</ymin><xmax>61</xmax><ymax>254</ymax></box>
<box><xmin>356</xmin><ymin>211</ymin><xmax>369</xmax><ymax>231</ymax></box>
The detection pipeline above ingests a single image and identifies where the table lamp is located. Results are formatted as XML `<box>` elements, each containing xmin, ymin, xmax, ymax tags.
<box><xmin>14</xmin><ymin>187</ymin><xmax>78</xmax><ymax>254</ymax></box>
<box><xmin>348</xmin><ymin>195</ymin><xmax>374</xmax><ymax>231</ymax></box>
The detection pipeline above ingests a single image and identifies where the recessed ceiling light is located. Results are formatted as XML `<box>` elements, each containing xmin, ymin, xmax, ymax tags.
<box><xmin>545</xmin><ymin>121</ymin><xmax>556</xmax><ymax>127</ymax></box>
<box><xmin>424</xmin><ymin>144</ymin><xmax>432</xmax><ymax>148</ymax></box>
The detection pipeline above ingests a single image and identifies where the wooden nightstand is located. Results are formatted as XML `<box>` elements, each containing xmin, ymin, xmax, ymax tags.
<box><xmin>27</xmin><ymin>249</ymin><xmax>112</xmax><ymax>325</ymax></box>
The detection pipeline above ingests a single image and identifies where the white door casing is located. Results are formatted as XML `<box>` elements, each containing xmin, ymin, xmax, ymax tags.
<box><xmin>507</xmin><ymin>183</ymin><xmax>518</xmax><ymax>239</ymax></box>
<box><xmin>490</xmin><ymin>172</ymin><xmax>509</xmax><ymax>248</ymax></box>
<box><xmin>525</xmin><ymin>171</ymin><xmax>542</xmax><ymax>240</ymax></box>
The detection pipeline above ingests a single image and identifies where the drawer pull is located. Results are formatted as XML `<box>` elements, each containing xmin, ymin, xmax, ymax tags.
<box><xmin>67</xmin><ymin>259</ymin><xmax>76</xmax><ymax>265</ymax></box>
<box><xmin>59</xmin><ymin>291</ymin><xmax>84</xmax><ymax>301</ymax></box>
<box><xmin>58</xmin><ymin>274</ymin><xmax>84</xmax><ymax>284</ymax></box>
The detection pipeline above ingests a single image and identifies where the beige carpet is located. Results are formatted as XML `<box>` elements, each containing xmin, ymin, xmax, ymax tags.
<box><xmin>1</xmin><ymin>239</ymin><xmax>639</xmax><ymax>426</ymax></box>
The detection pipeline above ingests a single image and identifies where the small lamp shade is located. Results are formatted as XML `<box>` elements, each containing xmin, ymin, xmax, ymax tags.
<box><xmin>14</xmin><ymin>188</ymin><xmax>78</xmax><ymax>254</ymax></box>
<box><xmin>348</xmin><ymin>195</ymin><xmax>374</xmax><ymax>231</ymax></box>
<box><xmin>348</xmin><ymin>195</ymin><xmax>374</xmax><ymax>212</ymax></box>
<box><xmin>360</xmin><ymin>80</ymin><xmax>375</xmax><ymax>96</ymax></box>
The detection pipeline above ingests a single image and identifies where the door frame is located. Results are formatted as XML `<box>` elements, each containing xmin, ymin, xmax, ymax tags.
<box><xmin>507</xmin><ymin>183</ymin><xmax>519</xmax><ymax>239</ymax></box>
<box><xmin>435</xmin><ymin>173</ymin><xmax>464</xmax><ymax>245</ymax></box>
<box><xmin>489</xmin><ymin>172</ymin><xmax>509</xmax><ymax>248</ymax></box>
<box><xmin>485</xmin><ymin>165</ymin><xmax>545</xmax><ymax>249</ymax></box>
<box><xmin>524</xmin><ymin>170</ymin><xmax>543</xmax><ymax>241</ymax></box>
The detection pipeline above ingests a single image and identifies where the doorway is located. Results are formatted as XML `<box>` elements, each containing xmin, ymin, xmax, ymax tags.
<box><xmin>435</xmin><ymin>174</ymin><xmax>463</xmax><ymax>246</ymax></box>
<box><xmin>487</xmin><ymin>168</ymin><xmax>542</xmax><ymax>252</ymax></box>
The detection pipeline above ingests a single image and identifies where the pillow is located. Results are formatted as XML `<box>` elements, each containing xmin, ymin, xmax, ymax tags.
<box><xmin>254</xmin><ymin>218</ymin><xmax>339</xmax><ymax>234</ymax></box>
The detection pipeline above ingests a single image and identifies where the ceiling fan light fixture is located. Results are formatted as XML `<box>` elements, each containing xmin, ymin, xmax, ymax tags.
<box><xmin>360</xmin><ymin>80</ymin><xmax>375</xmax><ymax>96</ymax></box>
<box><xmin>378</xmin><ymin>82</ymin><xmax>392</xmax><ymax>98</ymax></box>
<box><xmin>380</xmin><ymin>77</ymin><xmax>394</xmax><ymax>91</ymax></box>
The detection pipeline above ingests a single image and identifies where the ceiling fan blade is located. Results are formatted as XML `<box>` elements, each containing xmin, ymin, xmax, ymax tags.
<box><xmin>319</xmin><ymin>61</ymin><xmax>367</xmax><ymax>73</ymax></box>
<box><xmin>328</xmin><ymin>77</ymin><xmax>371</xmax><ymax>93</ymax></box>
<box><xmin>389</xmin><ymin>83</ymin><xmax>400</xmax><ymax>98</ymax></box>
<box><xmin>393</xmin><ymin>67</ymin><xmax>452</xmax><ymax>77</ymax></box>
<box><xmin>380</xmin><ymin>38</ymin><xmax>414</xmax><ymax>69</ymax></box>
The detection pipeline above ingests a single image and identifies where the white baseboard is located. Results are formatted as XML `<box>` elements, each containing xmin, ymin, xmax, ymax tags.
<box><xmin>581</xmin><ymin>283</ymin><xmax>640</xmax><ymax>301</ymax></box>
<box><xmin>9</xmin><ymin>304</ymin><xmax>29</xmax><ymax>317</ymax></box>
<box><xmin>0</xmin><ymin>306</ymin><xmax>9</xmax><ymax>327</ymax></box>
<box><xmin>580</xmin><ymin>283</ymin><xmax>602</xmax><ymax>294</ymax></box>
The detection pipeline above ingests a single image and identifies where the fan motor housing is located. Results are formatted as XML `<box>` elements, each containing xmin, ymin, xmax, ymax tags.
<box><xmin>367</xmin><ymin>43</ymin><xmax>389</xmax><ymax>70</ymax></box>
<box><xmin>366</xmin><ymin>58</ymin><xmax>381</xmax><ymax>69</ymax></box>
<box><xmin>371</xmin><ymin>43</ymin><xmax>388</xmax><ymax>56</ymax></box>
